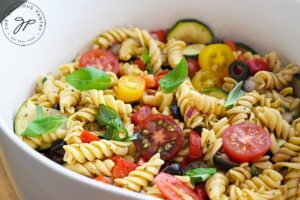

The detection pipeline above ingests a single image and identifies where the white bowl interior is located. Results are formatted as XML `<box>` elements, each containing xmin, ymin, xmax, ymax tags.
<box><xmin>0</xmin><ymin>0</ymin><xmax>300</xmax><ymax>199</ymax></box>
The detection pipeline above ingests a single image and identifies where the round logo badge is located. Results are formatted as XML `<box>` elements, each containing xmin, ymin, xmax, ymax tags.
<box><xmin>1</xmin><ymin>2</ymin><xmax>46</xmax><ymax>46</ymax></box>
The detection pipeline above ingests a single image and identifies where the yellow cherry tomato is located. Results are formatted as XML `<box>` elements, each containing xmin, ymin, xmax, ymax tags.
<box><xmin>199</xmin><ymin>44</ymin><xmax>235</xmax><ymax>77</ymax></box>
<box><xmin>118</xmin><ymin>75</ymin><xmax>145</xmax><ymax>102</ymax></box>
<box><xmin>192</xmin><ymin>69</ymin><xmax>222</xmax><ymax>92</ymax></box>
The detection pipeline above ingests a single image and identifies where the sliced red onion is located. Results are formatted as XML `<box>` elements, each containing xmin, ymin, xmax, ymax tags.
<box><xmin>109</xmin><ymin>43</ymin><xmax>120</xmax><ymax>56</ymax></box>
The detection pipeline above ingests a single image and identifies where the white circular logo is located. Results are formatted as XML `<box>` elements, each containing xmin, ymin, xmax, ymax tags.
<box><xmin>1</xmin><ymin>2</ymin><xmax>46</xmax><ymax>46</ymax></box>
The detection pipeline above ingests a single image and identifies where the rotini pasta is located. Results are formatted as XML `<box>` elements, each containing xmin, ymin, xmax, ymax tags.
<box><xmin>166</xmin><ymin>39</ymin><xmax>186</xmax><ymax>68</ymax></box>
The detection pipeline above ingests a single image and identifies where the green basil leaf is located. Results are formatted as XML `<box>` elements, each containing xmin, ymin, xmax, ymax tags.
<box><xmin>185</xmin><ymin>168</ymin><xmax>216</xmax><ymax>183</ymax></box>
<box><xmin>21</xmin><ymin>116</ymin><xmax>66</xmax><ymax>137</ymax></box>
<box><xmin>159</xmin><ymin>58</ymin><xmax>188</xmax><ymax>93</ymax></box>
<box><xmin>36</xmin><ymin>106</ymin><xmax>44</xmax><ymax>120</ymax></box>
<box><xmin>225</xmin><ymin>81</ymin><xmax>245</xmax><ymax>108</ymax></box>
<box><xmin>96</xmin><ymin>104</ymin><xmax>119</xmax><ymax>126</ymax></box>
<box><xmin>142</xmin><ymin>50</ymin><xmax>151</xmax><ymax>65</ymax></box>
<box><xmin>251</xmin><ymin>164</ymin><xmax>261</xmax><ymax>176</ymax></box>
<box><xmin>66</xmin><ymin>66</ymin><xmax>111</xmax><ymax>91</ymax></box>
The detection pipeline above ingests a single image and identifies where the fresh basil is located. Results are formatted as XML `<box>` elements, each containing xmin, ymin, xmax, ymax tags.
<box><xmin>141</xmin><ymin>50</ymin><xmax>153</xmax><ymax>74</ymax></box>
<box><xmin>159</xmin><ymin>58</ymin><xmax>188</xmax><ymax>93</ymax></box>
<box><xmin>185</xmin><ymin>168</ymin><xmax>216</xmax><ymax>183</ymax></box>
<box><xmin>66</xmin><ymin>66</ymin><xmax>111</xmax><ymax>91</ymax></box>
<box><xmin>250</xmin><ymin>164</ymin><xmax>261</xmax><ymax>176</ymax></box>
<box><xmin>21</xmin><ymin>116</ymin><xmax>66</xmax><ymax>137</ymax></box>
<box><xmin>95</xmin><ymin>104</ymin><xmax>136</xmax><ymax>141</ymax></box>
<box><xmin>225</xmin><ymin>81</ymin><xmax>245</xmax><ymax>108</ymax></box>
<box><xmin>36</xmin><ymin>106</ymin><xmax>44</xmax><ymax>120</ymax></box>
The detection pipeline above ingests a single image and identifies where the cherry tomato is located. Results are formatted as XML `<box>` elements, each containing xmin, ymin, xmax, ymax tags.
<box><xmin>136</xmin><ymin>157</ymin><xmax>147</xmax><ymax>165</ymax></box>
<box><xmin>187</xmin><ymin>58</ymin><xmax>201</xmax><ymax>77</ymax></box>
<box><xmin>78</xmin><ymin>49</ymin><xmax>119</xmax><ymax>74</ymax></box>
<box><xmin>155</xmin><ymin>70</ymin><xmax>169</xmax><ymax>88</ymax></box>
<box><xmin>111</xmin><ymin>156</ymin><xmax>138</xmax><ymax>178</ymax></box>
<box><xmin>199</xmin><ymin>44</ymin><xmax>235</xmax><ymax>77</ymax></box>
<box><xmin>155</xmin><ymin>172</ymin><xmax>203</xmax><ymax>200</ymax></box>
<box><xmin>134</xmin><ymin>114</ymin><xmax>184</xmax><ymax>161</ymax></box>
<box><xmin>246</xmin><ymin>58</ymin><xmax>270</xmax><ymax>75</ymax></box>
<box><xmin>80</xmin><ymin>130</ymin><xmax>99</xmax><ymax>143</ymax></box>
<box><xmin>224</xmin><ymin>39</ymin><xmax>238</xmax><ymax>51</ymax></box>
<box><xmin>134</xmin><ymin>59</ymin><xmax>145</xmax><ymax>70</ymax></box>
<box><xmin>131</xmin><ymin>105</ymin><xmax>152</xmax><ymax>125</ymax></box>
<box><xmin>181</xmin><ymin>156</ymin><xmax>189</xmax><ymax>168</ymax></box>
<box><xmin>222</xmin><ymin>123</ymin><xmax>271</xmax><ymax>163</ymax></box>
<box><xmin>141</xmin><ymin>74</ymin><xmax>156</xmax><ymax>89</ymax></box>
<box><xmin>117</xmin><ymin>75</ymin><xmax>145</xmax><ymax>102</ymax></box>
<box><xmin>151</xmin><ymin>30</ymin><xmax>167</xmax><ymax>43</ymax></box>
<box><xmin>194</xmin><ymin>184</ymin><xmax>208</xmax><ymax>200</ymax></box>
<box><xmin>191</xmin><ymin>69</ymin><xmax>222</xmax><ymax>92</ymax></box>
<box><xmin>95</xmin><ymin>175</ymin><xmax>111</xmax><ymax>184</ymax></box>
<box><xmin>189</xmin><ymin>130</ymin><xmax>203</xmax><ymax>161</ymax></box>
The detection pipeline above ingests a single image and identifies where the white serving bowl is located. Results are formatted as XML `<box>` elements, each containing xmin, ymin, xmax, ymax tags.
<box><xmin>0</xmin><ymin>0</ymin><xmax>299</xmax><ymax>199</ymax></box>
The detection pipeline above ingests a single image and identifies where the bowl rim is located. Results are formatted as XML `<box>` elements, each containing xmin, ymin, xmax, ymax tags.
<box><xmin>0</xmin><ymin>117</ymin><xmax>156</xmax><ymax>200</ymax></box>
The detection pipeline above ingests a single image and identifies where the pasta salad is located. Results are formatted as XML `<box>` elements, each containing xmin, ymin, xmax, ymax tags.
<box><xmin>14</xmin><ymin>19</ymin><xmax>300</xmax><ymax>200</ymax></box>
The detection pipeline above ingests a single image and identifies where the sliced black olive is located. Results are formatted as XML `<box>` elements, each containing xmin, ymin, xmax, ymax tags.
<box><xmin>228</xmin><ymin>60</ymin><xmax>250</xmax><ymax>82</ymax></box>
<box><xmin>38</xmin><ymin>148</ymin><xmax>50</xmax><ymax>157</ymax></box>
<box><xmin>183</xmin><ymin>161</ymin><xmax>208</xmax><ymax>174</ymax></box>
<box><xmin>49</xmin><ymin>139</ymin><xmax>66</xmax><ymax>164</ymax></box>
<box><xmin>161</xmin><ymin>65</ymin><xmax>172</xmax><ymax>70</ymax></box>
<box><xmin>164</xmin><ymin>163</ymin><xmax>183</xmax><ymax>175</ymax></box>
<box><xmin>171</xmin><ymin>103</ymin><xmax>183</xmax><ymax>121</ymax></box>
<box><xmin>213</xmin><ymin>153</ymin><xmax>238</xmax><ymax>171</ymax></box>
<box><xmin>264</xmin><ymin>150</ymin><xmax>273</xmax><ymax>157</ymax></box>
<box><xmin>291</xmin><ymin>74</ymin><xmax>300</xmax><ymax>98</ymax></box>
<box><xmin>53</xmin><ymin>103</ymin><xmax>60</xmax><ymax>110</ymax></box>
<box><xmin>193</xmin><ymin>126</ymin><xmax>203</xmax><ymax>134</ymax></box>
<box><xmin>235</xmin><ymin>42</ymin><xmax>257</xmax><ymax>54</ymax></box>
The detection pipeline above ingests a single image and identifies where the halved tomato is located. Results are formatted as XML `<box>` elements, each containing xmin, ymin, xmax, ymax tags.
<box><xmin>117</xmin><ymin>75</ymin><xmax>145</xmax><ymax>102</ymax></box>
<box><xmin>78</xmin><ymin>49</ymin><xmax>119</xmax><ymax>74</ymax></box>
<box><xmin>194</xmin><ymin>184</ymin><xmax>208</xmax><ymax>200</ymax></box>
<box><xmin>111</xmin><ymin>156</ymin><xmax>138</xmax><ymax>178</ymax></box>
<box><xmin>134</xmin><ymin>114</ymin><xmax>184</xmax><ymax>161</ymax></box>
<box><xmin>131</xmin><ymin>105</ymin><xmax>152</xmax><ymax>125</ymax></box>
<box><xmin>189</xmin><ymin>130</ymin><xmax>203</xmax><ymax>161</ymax></box>
<box><xmin>151</xmin><ymin>30</ymin><xmax>167</xmax><ymax>43</ymax></box>
<box><xmin>155</xmin><ymin>172</ymin><xmax>203</xmax><ymax>200</ymax></box>
<box><xmin>222</xmin><ymin>123</ymin><xmax>271</xmax><ymax>163</ymax></box>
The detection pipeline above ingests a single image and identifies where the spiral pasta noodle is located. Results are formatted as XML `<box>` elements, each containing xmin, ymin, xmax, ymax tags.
<box><xmin>201</xmin><ymin>128</ymin><xmax>222</xmax><ymax>165</ymax></box>
<box><xmin>284</xmin><ymin>169</ymin><xmax>300</xmax><ymax>200</ymax></box>
<box><xmin>166</xmin><ymin>39</ymin><xmax>186</xmax><ymax>68</ymax></box>
<box><xmin>63</xmin><ymin>140</ymin><xmax>133</xmax><ymax>164</ymax></box>
<box><xmin>30</xmin><ymin>93</ymin><xmax>53</xmax><ymax>108</ymax></box>
<box><xmin>42</xmin><ymin>76</ymin><xmax>66</xmax><ymax>105</ymax></box>
<box><xmin>64</xmin><ymin>158</ymin><xmax>115</xmax><ymax>177</ymax></box>
<box><xmin>114</xmin><ymin>153</ymin><xmax>164</xmax><ymax>192</ymax></box>
<box><xmin>205</xmin><ymin>172</ymin><xmax>229</xmax><ymax>200</ymax></box>
<box><xmin>233</xmin><ymin>50</ymin><xmax>261</xmax><ymax>61</ymax></box>
<box><xmin>64</xmin><ymin>125</ymin><xmax>84</xmax><ymax>144</ymax></box>
<box><xmin>59</xmin><ymin>86</ymin><xmax>80</xmax><ymax>114</ymax></box>
<box><xmin>66</xmin><ymin>107</ymin><xmax>98</xmax><ymax>129</ymax></box>
<box><xmin>226</xmin><ymin>163</ymin><xmax>252</xmax><ymax>186</ymax></box>
<box><xmin>265</xmin><ymin>52</ymin><xmax>284</xmax><ymax>73</ymax></box>
<box><xmin>222</xmin><ymin>77</ymin><xmax>237</xmax><ymax>93</ymax></box>
<box><xmin>141</xmin><ymin>91</ymin><xmax>173</xmax><ymax>112</ymax></box>
<box><xmin>119</xmin><ymin>38</ymin><xmax>139</xmax><ymax>61</ymax></box>
<box><xmin>119</xmin><ymin>62</ymin><xmax>143</xmax><ymax>76</ymax></box>
<box><xmin>271</xmin><ymin>136</ymin><xmax>300</xmax><ymax>163</ymax></box>
<box><xmin>211</xmin><ymin>117</ymin><xmax>230</xmax><ymax>138</ymax></box>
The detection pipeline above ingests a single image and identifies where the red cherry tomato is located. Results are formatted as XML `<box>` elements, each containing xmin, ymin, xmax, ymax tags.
<box><xmin>151</xmin><ymin>30</ymin><xmax>167</xmax><ymax>43</ymax></box>
<box><xmin>141</xmin><ymin>74</ymin><xmax>156</xmax><ymax>89</ymax></box>
<box><xmin>94</xmin><ymin>175</ymin><xmax>111</xmax><ymax>184</ymax></box>
<box><xmin>134</xmin><ymin>58</ymin><xmax>145</xmax><ymax>70</ymax></box>
<box><xmin>80</xmin><ymin>130</ymin><xmax>99</xmax><ymax>143</ymax></box>
<box><xmin>189</xmin><ymin>130</ymin><xmax>203</xmax><ymax>161</ymax></box>
<box><xmin>155</xmin><ymin>172</ymin><xmax>203</xmax><ymax>200</ymax></box>
<box><xmin>222</xmin><ymin>123</ymin><xmax>271</xmax><ymax>163</ymax></box>
<box><xmin>187</xmin><ymin>58</ymin><xmax>201</xmax><ymax>77</ymax></box>
<box><xmin>194</xmin><ymin>184</ymin><xmax>208</xmax><ymax>200</ymax></box>
<box><xmin>111</xmin><ymin>156</ymin><xmax>138</xmax><ymax>178</ymax></box>
<box><xmin>224</xmin><ymin>39</ymin><xmax>238</xmax><ymax>51</ymax></box>
<box><xmin>246</xmin><ymin>58</ymin><xmax>270</xmax><ymax>75</ymax></box>
<box><xmin>131</xmin><ymin>105</ymin><xmax>152</xmax><ymax>125</ymax></box>
<box><xmin>136</xmin><ymin>157</ymin><xmax>147</xmax><ymax>165</ymax></box>
<box><xmin>155</xmin><ymin>70</ymin><xmax>169</xmax><ymax>88</ymax></box>
<box><xmin>78</xmin><ymin>49</ymin><xmax>120</xmax><ymax>74</ymax></box>
<box><xmin>181</xmin><ymin>156</ymin><xmax>189</xmax><ymax>168</ymax></box>
<box><xmin>134</xmin><ymin>114</ymin><xmax>184</xmax><ymax>161</ymax></box>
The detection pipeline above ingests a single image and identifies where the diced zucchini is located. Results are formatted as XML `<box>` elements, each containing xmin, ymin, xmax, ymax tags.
<box><xmin>203</xmin><ymin>87</ymin><xmax>228</xmax><ymax>100</ymax></box>
<box><xmin>167</xmin><ymin>19</ymin><xmax>214</xmax><ymax>44</ymax></box>
<box><xmin>14</xmin><ymin>99</ymin><xmax>63</xmax><ymax>135</ymax></box>
<box><xmin>183</xmin><ymin>44</ymin><xmax>206</xmax><ymax>58</ymax></box>
<box><xmin>235</xmin><ymin>42</ymin><xmax>257</xmax><ymax>54</ymax></box>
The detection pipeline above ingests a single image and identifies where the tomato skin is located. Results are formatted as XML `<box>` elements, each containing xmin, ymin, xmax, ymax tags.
<box><xmin>187</xmin><ymin>58</ymin><xmax>201</xmax><ymax>77</ymax></box>
<box><xmin>134</xmin><ymin>114</ymin><xmax>184</xmax><ymax>161</ymax></box>
<box><xmin>155</xmin><ymin>172</ymin><xmax>202</xmax><ymax>200</ymax></box>
<box><xmin>222</xmin><ymin>123</ymin><xmax>271</xmax><ymax>163</ymax></box>
<box><xmin>134</xmin><ymin>59</ymin><xmax>145</xmax><ymax>70</ymax></box>
<box><xmin>189</xmin><ymin>130</ymin><xmax>203</xmax><ymax>161</ymax></box>
<box><xmin>224</xmin><ymin>39</ymin><xmax>238</xmax><ymax>51</ymax></box>
<box><xmin>95</xmin><ymin>175</ymin><xmax>111</xmax><ymax>184</ymax></box>
<box><xmin>131</xmin><ymin>105</ymin><xmax>152</xmax><ymax>125</ymax></box>
<box><xmin>151</xmin><ymin>30</ymin><xmax>167</xmax><ymax>43</ymax></box>
<box><xmin>80</xmin><ymin>130</ymin><xmax>99</xmax><ymax>143</ymax></box>
<box><xmin>78</xmin><ymin>49</ymin><xmax>119</xmax><ymax>74</ymax></box>
<box><xmin>141</xmin><ymin>74</ymin><xmax>156</xmax><ymax>89</ymax></box>
<box><xmin>111</xmin><ymin>157</ymin><xmax>138</xmax><ymax>178</ymax></box>
<box><xmin>246</xmin><ymin>58</ymin><xmax>270</xmax><ymax>75</ymax></box>
<box><xmin>117</xmin><ymin>75</ymin><xmax>145</xmax><ymax>102</ymax></box>
<box><xmin>194</xmin><ymin>184</ymin><xmax>208</xmax><ymax>200</ymax></box>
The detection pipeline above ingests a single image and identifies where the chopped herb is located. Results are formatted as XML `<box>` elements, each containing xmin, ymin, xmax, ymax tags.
<box><xmin>225</xmin><ymin>81</ymin><xmax>245</xmax><ymax>108</ymax></box>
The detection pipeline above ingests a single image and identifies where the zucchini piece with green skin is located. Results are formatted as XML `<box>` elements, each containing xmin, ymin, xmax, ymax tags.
<box><xmin>235</xmin><ymin>42</ymin><xmax>257</xmax><ymax>54</ymax></box>
<box><xmin>167</xmin><ymin>19</ymin><xmax>214</xmax><ymax>44</ymax></box>
<box><xmin>203</xmin><ymin>87</ymin><xmax>228</xmax><ymax>100</ymax></box>
<box><xmin>14</xmin><ymin>99</ymin><xmax>63</xmax><ymax>135</ymax></box>
<box><xmin>183</xmin><ymin>44</ymin><xmax>206</xmax><ymax>58</ymax></box>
